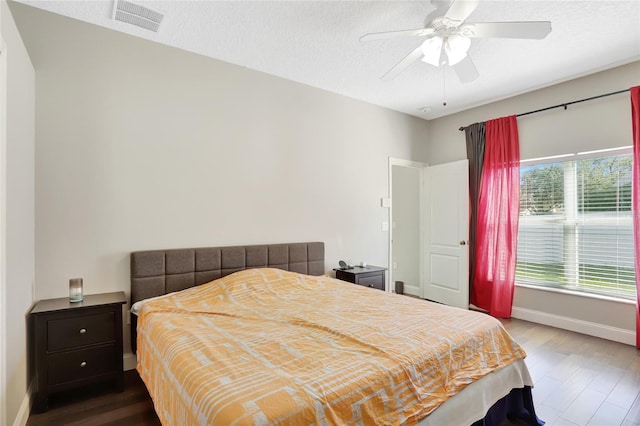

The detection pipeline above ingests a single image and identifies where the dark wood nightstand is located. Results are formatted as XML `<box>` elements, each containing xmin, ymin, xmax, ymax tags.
<box><xmin>30</xmin><ymin>291</ymin><xmax>126</xmax><ymax>413</ymax></box>
<box><xmin>335</xmin><ymin>266</ymin><xmax>387</xmax><ymax>291</ymax></box>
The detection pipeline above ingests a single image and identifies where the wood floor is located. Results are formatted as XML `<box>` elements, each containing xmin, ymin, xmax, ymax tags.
<box><xmin>26</xmin><ymin>318</ymin><xmax>640</xmax><ymax>426</ymax></box>
<box><xmin>500</xmin><ymin>318</ymin><xmax>640</xmax><ymax>426</ymax></box>
<box><xmin>26</xmin><ymin>371</ymin><xmax>161</xmax><ymax>426</ymax></box>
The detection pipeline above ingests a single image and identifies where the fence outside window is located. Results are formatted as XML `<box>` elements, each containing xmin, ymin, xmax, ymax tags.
<box><xmin>516</xmin><ymin>151</ymin><xmax>635</xmax><ymax>300</ymax></box>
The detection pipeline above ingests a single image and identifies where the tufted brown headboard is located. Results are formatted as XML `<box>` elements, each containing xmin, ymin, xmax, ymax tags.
<box><xmin>130</xmin><ymin>242</ymin><xmax>325</xmax><ymax>352</ymax></box>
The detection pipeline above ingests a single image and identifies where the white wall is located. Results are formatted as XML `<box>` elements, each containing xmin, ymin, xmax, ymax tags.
<box><xmin>391</xmin><ymin>165</ymin><xmax>421</xmax><ymax>294</ymax></box>
<box><xmin>427</xmin><ymin>61</ymin><xmax>640</xmax><ymax>344</ymax></box>
<box><xmin>1</xmin><ymin>1</ymin><xmax>35</xmax><ymax>424</ymax></box>
<box><xmin>9</xmin><ymin>3</ymin><xmax>430</xmax><ymax>355</ymax></box>
<box><xmin>427</xmin><ymin>62</ymin><xmax>638</xmax><ymax>164</ymax></box>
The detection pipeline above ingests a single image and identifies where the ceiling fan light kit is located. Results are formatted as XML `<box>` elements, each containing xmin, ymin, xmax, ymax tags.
<box><xmin>443</xmin><ymin>34</ymin><xmax>471</xmax><ymax>66</ymax></box>
<box><xmin>421</xmin><ymin>37</ymin><xmax>443</xmax><ymax>66</ymax></box>
<box><xmin>361</xmin><ymin>0</ymin><xmax>552</xmax><ymax>83</ymax></box>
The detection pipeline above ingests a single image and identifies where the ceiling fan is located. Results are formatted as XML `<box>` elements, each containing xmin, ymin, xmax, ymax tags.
<box><xmin>360</xmin><ymin>0</ymin><xmax>552</xmax><ymax>83</ymax></box>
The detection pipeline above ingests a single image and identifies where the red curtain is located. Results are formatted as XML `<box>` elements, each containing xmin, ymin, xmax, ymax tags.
<box><xmin>631</xmin><ymin>86</ymin><xmax>640</xmax><ymax>347</ymax></box>
<box><xmin>471</xmin><ymin>116</ymin><xmax>520</xmax><ymax>318</ymax></box>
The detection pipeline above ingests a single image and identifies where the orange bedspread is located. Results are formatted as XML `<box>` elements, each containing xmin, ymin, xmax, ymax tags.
<box><xmin>136</xmin><ymin>268</ymin><xmax>526</xmax><ymax>425</ymax></box>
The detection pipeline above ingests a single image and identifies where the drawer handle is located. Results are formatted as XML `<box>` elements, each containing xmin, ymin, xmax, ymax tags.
<box><xmin>79</xmin><ymin>328</ymin><xmax>87</xmax><ymax>334</ymax></box>
<box><xmin>80</xmin><ymin>361</ymin><xmax>87</xmax><ymax>368</ymax></box>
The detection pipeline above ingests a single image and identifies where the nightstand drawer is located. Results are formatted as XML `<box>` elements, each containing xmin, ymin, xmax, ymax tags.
<box><xmin>358</xmin><ymin>275</ymin><xmax>384</xmax><ymax>290</ymax></box>
<box><xmin>48</xmin><ymin>312</ymin><xmax>116</xmax><ymax>351</ymax></box>
<box><xmin>47</xmin><ymin>344</ymin><xmax>116</xmax><ymax>386</ymax></box>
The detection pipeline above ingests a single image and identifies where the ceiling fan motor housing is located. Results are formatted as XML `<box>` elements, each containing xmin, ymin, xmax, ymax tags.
<box><xmin>428</xmin><ymin>16</ymin><xmax>463</xmax><ymax>36</ymax></box>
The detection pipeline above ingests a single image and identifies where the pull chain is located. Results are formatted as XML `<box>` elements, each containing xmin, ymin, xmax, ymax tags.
<box><xmin>442</xmin><ymin>66</ymin><xmax>447</xmax><ymax>107</ymax></box>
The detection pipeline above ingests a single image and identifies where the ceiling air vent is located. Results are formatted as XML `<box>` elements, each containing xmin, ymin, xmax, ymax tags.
<box><xmin>113</xmin><ymin>0</ymin><xmax>164</xmax><ymax>32</ymax></box>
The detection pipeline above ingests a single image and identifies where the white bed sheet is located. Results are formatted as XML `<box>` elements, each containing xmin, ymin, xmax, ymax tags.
<box><xmin>418</xmin><ymin>359</ymin><xmax>534</xmax><ymax>426</ymax></box>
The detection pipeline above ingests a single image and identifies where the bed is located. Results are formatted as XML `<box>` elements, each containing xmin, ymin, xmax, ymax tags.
<box><xmin>131</xmin><ymin>242</ymin><xmax>542</xmax><ymax>426</ymax></box>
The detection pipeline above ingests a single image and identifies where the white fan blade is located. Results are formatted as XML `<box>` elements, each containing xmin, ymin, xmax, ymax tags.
<box><xmin>444</xmin><ymin>0</ymin><xmax>479</xmax><ymax>23</ymax></box>
<box><xmin>360</xmin><ymin>28</ymin><xmax>435</xmax><ymax>42</ymax></box>
<box><xmin>463</xmin><ymin>22</ymin><xmax>552</xmax><ymax>39</ymax></box>
<box><xmin>453</xmin><ymin>55</ymin><xmax>479</xmax><ymax>83</ymax></box>
<box><xmin>381</xmin><ymin>45</ymin><xmax>424</xmax><ymax>81</ymax></box>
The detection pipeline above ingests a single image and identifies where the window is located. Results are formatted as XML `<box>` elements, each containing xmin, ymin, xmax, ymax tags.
<box><xmin>516</xmin><ymin>150</ymin><xmax>635</xmax><ymax>300</ymax></box>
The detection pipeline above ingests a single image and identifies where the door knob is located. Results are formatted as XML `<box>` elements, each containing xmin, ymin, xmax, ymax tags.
<box><xmin>459</xmin><ymin>240</ymin><xmax>467</xmax><ymax>246</ymax></box>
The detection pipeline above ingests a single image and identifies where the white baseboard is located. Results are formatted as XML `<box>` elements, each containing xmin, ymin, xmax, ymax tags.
<box><xmin>124</xmin><ymin>352</ymin><xmax>137</xmax><ymax>371</ymax></box>
<box><xmin>12</xmin><ymin>383</ymin><xmax>31</xmax><ymax>426</ymax></box>
<box><xmin>511</xmin><ymin>307</ymin><xmax>635</xmax><ymax>346</ymax></box>
<box><xmin>404</xmin><ymin>284</ymin><xmax>421</xmax><ymax>297</ymax></box>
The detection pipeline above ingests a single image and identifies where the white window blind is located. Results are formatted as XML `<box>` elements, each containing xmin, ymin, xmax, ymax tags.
<box><xmin>516</xmin><ymin>152</ymin><xmax>635</xmax><ymax>300</ymax></box>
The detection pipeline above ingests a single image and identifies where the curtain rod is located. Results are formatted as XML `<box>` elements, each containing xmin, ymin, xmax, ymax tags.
<box><xmin>458</xmin><ymin>88</ymin><xmax>630</xmax><ymax>132</ymax></box>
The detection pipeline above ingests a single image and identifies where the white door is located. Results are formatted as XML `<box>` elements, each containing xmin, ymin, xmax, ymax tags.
<box><xmin>422</xmin><ymin>159</ymin><xmax>469</xmax><ymax>309</ymax></box>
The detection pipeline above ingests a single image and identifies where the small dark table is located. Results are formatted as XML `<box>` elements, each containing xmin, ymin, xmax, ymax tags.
<box><xmin>31</xmin><ymin>291</ymin><xmax>126</xmax><ymax>412</ymax></box>
<box><xmin>334</xmin><ymin>266</ymin><xmax>387</xmax><ymax>291</ymax></box>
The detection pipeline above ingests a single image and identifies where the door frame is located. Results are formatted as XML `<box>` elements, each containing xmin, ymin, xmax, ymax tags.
<box><xmin>388</xmin><ymin>157</ymin><xmax>427</xmax><ymax>294</ymax></box>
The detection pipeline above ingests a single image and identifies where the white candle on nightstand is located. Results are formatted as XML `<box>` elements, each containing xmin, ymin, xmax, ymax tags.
<box><xmin>69</xmin><ymin>278</ymin><xmax>84</xmax><ymax>302</ymax></box>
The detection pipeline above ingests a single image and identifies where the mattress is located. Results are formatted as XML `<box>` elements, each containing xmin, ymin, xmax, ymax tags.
<box><xmin>135</xmin><ymin>268</ymin><xmax>531</xmax><ymax>425</ymax></box>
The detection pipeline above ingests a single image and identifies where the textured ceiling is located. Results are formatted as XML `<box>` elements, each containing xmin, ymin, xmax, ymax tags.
<box><xmin>13</xmin><ymin>0</ymin><xmax>640</xmax><ymax>120</ymax></box>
